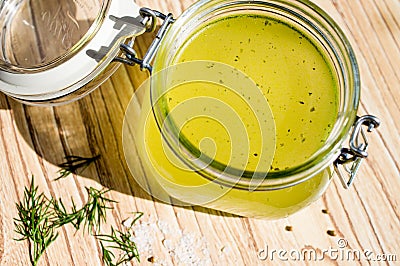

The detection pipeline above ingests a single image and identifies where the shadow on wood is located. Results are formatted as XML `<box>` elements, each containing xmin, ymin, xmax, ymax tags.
<box><xmin>3</xmin><ymin>29</ymin><xmax>238</xmax><ymax>219</ymax></box>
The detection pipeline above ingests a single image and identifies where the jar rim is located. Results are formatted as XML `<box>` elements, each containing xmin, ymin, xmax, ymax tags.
<box><xmin>0</xmin><ymin>0</ymin><xmax>145</xmax><ymax>104</ymax></box>
<box><xmin>0</xmin><ymin>0</ymin><xmax>110</xmax><ymax>73</ymax></box>
<box><xmin>151</xmin><ymin>0</ymin><xmax>360</xmax><ymax>190</ymax></box>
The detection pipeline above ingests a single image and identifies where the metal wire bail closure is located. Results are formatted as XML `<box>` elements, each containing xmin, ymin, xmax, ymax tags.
<box><xmin>334</xmin><ymin>115</ymin><xmax>381</xmax><ymax>189</ymax></box>
<box><xmin>115</xmin><ymin>8</ymin><xmax>175</xmax><ymax>72</ymax></box>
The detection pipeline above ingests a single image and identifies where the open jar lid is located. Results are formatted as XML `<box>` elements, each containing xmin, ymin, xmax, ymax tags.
<box><xmin>0</xmin><ymin>0</ymin><xmax>145</xmax><ymax>103</ymax></box>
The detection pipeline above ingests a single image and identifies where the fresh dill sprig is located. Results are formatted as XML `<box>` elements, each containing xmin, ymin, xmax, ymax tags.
<box><xmin>15</xmin><ymin>177</ymin><xmax>141</xmax><ymax>266</ymax></box>
<box><xmin>97</xmin><ymin>227</ymin><xmax>140</xmax><ymax>266</ymax></box>
<box><xmin>14</xmin><ymin>177</ymin><xmax>59</xmax><ymax>266</ymax></box>
<box><xmin>100</xmin><ymin>241</ymin><xmax>116</xmax><ymax>265</ymax></box>
<box><xmin>53</xmin><ymin>187</ymin><xmax>116</xmax><ymax>233</ymax></box>
<box><xmin>56</xmin><ymin>155</ymin><xmax>100</xmax><ymax>180</ymax></box>
<box><xmin>128</xmin><ymin>212</ymin><xmax>144</xmax><ymax>226</ymax></box>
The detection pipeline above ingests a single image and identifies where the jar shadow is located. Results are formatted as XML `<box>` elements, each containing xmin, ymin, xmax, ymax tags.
<box><xmin>5</xmin><ymin>31</ymin><xmax>239</xmax><ymax>219</ymax></box>
<box><xmin>0</xmin><ymin>93</ymin><xmax>11</xmax><ymax>110</ymax></box>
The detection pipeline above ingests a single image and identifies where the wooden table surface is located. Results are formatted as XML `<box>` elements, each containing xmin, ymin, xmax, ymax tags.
<box><xmin>1</xmin><ymin>0</ymin><xmax>399</xmax><ymax>265</ymax></box>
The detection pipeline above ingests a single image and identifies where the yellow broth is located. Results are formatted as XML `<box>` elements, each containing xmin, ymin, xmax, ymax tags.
<box><xmin>138</xmin><ymin>14</ymin><xmax>338</xmax><ymax>218</ymax></box>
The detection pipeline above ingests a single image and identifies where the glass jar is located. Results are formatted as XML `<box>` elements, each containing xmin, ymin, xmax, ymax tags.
<box><xmin>0</xmin><ymin>0</ymin><xmax>145</xmax><ymax>104</ymax></box>
<box><xmin>0</xmin><ymin>0</ymin><xmax>380</xmax><ymax>218</ymax></box>
<box><xmin>123</xmin><ymin>0</ymin><xmax>380</xmax><ymax>219</ymax></box>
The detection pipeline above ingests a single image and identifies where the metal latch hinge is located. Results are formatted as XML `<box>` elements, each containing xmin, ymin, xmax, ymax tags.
<box><xmin>114</xmin><ymin>8</ymin><xmax>175</xmax><ymax>72</ymax></box>
<box><xmin>334</xmin><ymin>115</ymin><xmax>381</xmax><ymax>189</ymax></box>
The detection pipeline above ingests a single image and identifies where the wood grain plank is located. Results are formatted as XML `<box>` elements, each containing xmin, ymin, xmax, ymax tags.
<box><xmin>20</xmin><ymin>105</ymin><xmax>98</xmax><ymax>265</ymax></box>
<box><xmin>0</xmin><ymin>0</ymin><xmax>399</xmax><ymax>265</ymax></box>
<box><xmin>331</xmin><ymin>0</ymin><xmax>400</xmax><ymax>126</ymax></box>
<box><xmin>0</xmin><ymin>198</ymin><xmax>4</xmax><ymax>265</ymax></box>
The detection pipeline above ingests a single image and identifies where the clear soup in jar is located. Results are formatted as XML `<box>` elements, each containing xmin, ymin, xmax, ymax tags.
<box><xmin>137</xmin><ymin>13</ymin><xmax>339</xmax><ymax>218</ymax></box>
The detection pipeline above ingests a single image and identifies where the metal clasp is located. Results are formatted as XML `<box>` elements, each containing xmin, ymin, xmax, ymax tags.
<box><xmin>114</xmin><ymin>8</ymin><xmax>175</xmax><ymax>72</ymax></box>
<box><xmin>334</xmin><ymin>115</ymin><xmax>381</xmax><ymax>189</ymax></box>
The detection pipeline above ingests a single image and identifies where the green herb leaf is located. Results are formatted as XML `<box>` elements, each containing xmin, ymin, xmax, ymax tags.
<box><xmin>97</xmin><ymin>227</ymin><xmax>141</xmax><ymax>265</ymax></box>
<box><xmin>14</xmin><ymin>176</ymin><xmax>59</xmax><ymax>266</ymax></box>
<box><xmin>53</xmin><ymin>187</ymin><xmax>116</xmax><ymax>234</ymax></box>
<box><xmin>15</xmin><ymin>176</ymin><xmax>140</xmax><ymax>266</ymax></box>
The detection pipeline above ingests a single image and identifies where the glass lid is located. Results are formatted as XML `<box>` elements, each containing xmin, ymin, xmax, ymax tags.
<box><xmin>0</xmin><ymin>0</ymin><xmax>145</xmax><ymax>101</ymax></box>
<box><xmin>0</xmin><ymin>0</ymin><xmax>105</xmax><ymax>72</ymax></box>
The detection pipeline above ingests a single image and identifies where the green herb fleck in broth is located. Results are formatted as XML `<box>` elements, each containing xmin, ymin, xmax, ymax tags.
<box><xmin>170</xmin><ymin>14</ymin><xmax>339</xmax><ymax>172</ymax></box>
